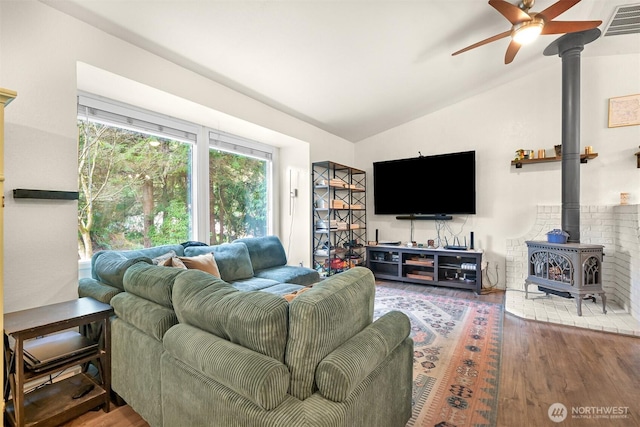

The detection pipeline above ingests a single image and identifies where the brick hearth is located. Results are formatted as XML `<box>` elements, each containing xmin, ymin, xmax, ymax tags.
<box><xmin>505</xmin><ymin>204</ymin><xmax>640</xmax><ymax>336</ymax></box>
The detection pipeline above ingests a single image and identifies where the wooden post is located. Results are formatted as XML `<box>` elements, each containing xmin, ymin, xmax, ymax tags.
<box><xmin>0</xmin><ymin>87</ymin><xmax>17</xmax><ymax>416</ymax></box>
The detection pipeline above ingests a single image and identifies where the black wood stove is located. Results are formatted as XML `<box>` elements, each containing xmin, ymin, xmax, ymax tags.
<box><xmin>523</xmin><ymin>29</ymin><xmax>607</xmax><ymax>317</ymax></box>
<box><xmin>525</xmin><ymin>241</ymin><xmax>606</xmax><ymax>316</ymax></box>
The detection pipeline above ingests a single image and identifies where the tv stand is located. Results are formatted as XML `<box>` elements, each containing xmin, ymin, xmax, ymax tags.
<box><xmin>366</xmin><ymin>245</ymin><xmax>482</xmax><ymax>294</ymax></box>
<box><xmin>395</xmin><ymin>214</ymin><xmax>452</xmax><ymax>221</ymax></box>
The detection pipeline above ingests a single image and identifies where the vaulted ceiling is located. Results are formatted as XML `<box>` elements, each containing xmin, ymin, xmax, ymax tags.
<box><xmin>43</xmin><ymin>0</ymin><xmax>640</xmax><ymax>142</ymax></box>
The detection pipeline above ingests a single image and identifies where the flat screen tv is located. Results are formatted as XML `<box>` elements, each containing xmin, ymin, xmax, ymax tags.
<box><xmin>373</xmin><ymin>150</ymin><xmax>476</xmax><ymax>217</ymax></box>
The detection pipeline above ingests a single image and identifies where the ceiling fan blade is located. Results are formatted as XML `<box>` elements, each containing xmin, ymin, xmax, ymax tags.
<box><xmin>452</xmin><ymin>30</ymin><xmax>511</xmax><ymax>56</ymax></box>
<box><xmin>489</xmin><ymin>0</ymin><xmax>531</xmax><ymax>24</ymax></box>
<box><xmin>505</xmin><ymin>40</ymin><xmax>522</xmax><ymax>64</ymax></box>
<box><xmin>538</xmin><ymin>0</ymin><xmax>580</xmax><ymax>21</ymax></box>
<box><xmin>541</xmin><ymin>20</ymin><xmax>602</xmax><ymax>35</ymax></box>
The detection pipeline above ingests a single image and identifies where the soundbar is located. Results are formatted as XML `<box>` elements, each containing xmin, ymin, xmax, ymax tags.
<box><xmin>395</xmin><ymin>215</ymin><xmax>452</xmax><ymax>221</ymax></box>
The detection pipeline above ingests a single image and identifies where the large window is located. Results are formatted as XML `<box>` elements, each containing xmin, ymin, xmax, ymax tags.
<box><xmin>77</xmin><ymin>94</ymin><xmax>273</xmax><ymax>260</ymax></box>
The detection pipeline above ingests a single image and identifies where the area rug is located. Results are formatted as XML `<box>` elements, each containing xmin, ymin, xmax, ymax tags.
<box><xmin>374</xmin><ymin>285</ymin><xmax>503</xmax><ymax>427</ymax></box>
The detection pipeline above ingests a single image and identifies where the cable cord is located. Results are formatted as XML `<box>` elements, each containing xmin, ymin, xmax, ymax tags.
<box><xmin>434</xmin><ymin>216</ymin><xmax>470</xmax><ymax>247</ymax></box>
<box><xmin>287</xmin><ymin>192</ymin><xmax>295</xmax><ymax>259</ymax></box>
<box><xmin>483</xmin><ymin>261</ymin><xmax>499</xmax><ymax>289</ymax></box>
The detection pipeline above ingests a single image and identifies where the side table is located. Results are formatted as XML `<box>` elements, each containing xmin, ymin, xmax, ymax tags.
<box><xmin>3</xmin><ymin>297</ymin><xmax>113</xmax><ymax>427</ymax></box>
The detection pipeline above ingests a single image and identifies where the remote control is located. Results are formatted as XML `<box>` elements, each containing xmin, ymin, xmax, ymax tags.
<box><xmin>72</xmin><ymin>384</ymin><xmax>95</xmax><ymax>399</ymax></box>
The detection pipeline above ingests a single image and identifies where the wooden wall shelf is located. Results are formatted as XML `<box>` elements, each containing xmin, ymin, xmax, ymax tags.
<box><xmin>511</xmin><ymin>153</ymin><xmax>598</xmax><ymax>168</ymax></box>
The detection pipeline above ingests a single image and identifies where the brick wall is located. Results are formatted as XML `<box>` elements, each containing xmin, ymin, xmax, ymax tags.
<box><xmin>613</xmin><ymin>204</ymin><xmax>640</xmax><ymax>320</ymax></box>
<box><xmin>506</xmin><ymin>204</ymin><xmax>639</xmax><ymax>322</ymax></box>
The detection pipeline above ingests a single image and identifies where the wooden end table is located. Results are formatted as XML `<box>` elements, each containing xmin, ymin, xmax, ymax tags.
<box><xmin>3</xmin><ymin>297</ymin><xmax>113</xmax><ymax>427</ymax></box>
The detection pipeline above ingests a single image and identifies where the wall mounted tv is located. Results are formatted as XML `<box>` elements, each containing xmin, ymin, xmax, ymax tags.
<box><xmin>373</xmin><ymin>150</ymin><xmax>476</xmax><ymax>219</ymax></box>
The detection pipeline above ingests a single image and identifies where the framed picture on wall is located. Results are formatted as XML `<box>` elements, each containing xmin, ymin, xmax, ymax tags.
<box><xmin>608</xmin><ymin>94</ymin><xmax>640</xmax><ymax>128</ymax></box>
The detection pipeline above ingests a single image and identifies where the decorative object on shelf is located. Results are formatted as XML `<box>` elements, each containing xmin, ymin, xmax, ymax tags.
<box><xmin>584</xmin><ymin>145</ymin><xmax>593</xmax><ymax>155</ymax></box>
<box><xmin>537</xmin><ymin>149</ymin><xmax>546</xmax><ymax>158</ymax></box>
<box><xmin>608</xmin><ymin>93</ymin><xmax>640</xmax><ymax>128</ymax></box>
<box><xmin>515</xmin><ymin>149</ymin><xmax>535</xmax><ymax>160</ymax></box>
<box><xmin>554</xmin><ymin>144</ymin><xmax>562</xmax><ymax>157</ymax></box>
<box><xmin>620</xmin><ymin>192</ymin><xmax>630</xmax><ymax>205</ymax></box>
<box><xmin>635</xmin><ymin>146</ymin><xmax>640</xmax><ymax>168</ymax></box>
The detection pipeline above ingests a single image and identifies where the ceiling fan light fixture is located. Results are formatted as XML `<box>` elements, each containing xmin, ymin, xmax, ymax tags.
<box><xmin>512</xmin><ymin>19</ymin><xmax>544</xmax><ymax>45</ymax></box>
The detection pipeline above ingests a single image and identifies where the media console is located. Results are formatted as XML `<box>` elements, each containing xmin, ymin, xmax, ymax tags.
<box><xmin>366</xmin><ymin>245</ymin><xmax>483</xmax><ymax>294</ymax></box>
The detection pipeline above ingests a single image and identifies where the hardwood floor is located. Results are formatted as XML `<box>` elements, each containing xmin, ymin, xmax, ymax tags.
<box><xmin>63</xmin><ymin>280</ymin><xmax>640</xmax><ymax>427</ymax></box>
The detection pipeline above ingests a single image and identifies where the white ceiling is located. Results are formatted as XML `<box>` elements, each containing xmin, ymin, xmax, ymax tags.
<box><xmin>43</xmin><ymin>0</ymin><xmax>640</xmax><ymax>142</ymax></box>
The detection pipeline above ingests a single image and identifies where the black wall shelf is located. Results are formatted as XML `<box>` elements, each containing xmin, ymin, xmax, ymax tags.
<box><xmin>13</xmin><ymin>189</ymin><xmax>79</xmax><ymax>200</ymax></box>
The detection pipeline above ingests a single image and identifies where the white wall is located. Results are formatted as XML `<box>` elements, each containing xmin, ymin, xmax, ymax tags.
<box><xmin>356</xmin><ymin>52</ymin><xmax>640</xmax><ymax>288</ymax></box>
<box><xmin>0</xmin><ymin>1</ymin><xmax>354</xmax><ymax>312</ymax></box>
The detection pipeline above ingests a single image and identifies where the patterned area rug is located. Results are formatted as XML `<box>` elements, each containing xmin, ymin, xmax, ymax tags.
<box><xmin>374</xmin><ymin>285</ymin><xmax>503</xmax><ymax>427</ymax></box>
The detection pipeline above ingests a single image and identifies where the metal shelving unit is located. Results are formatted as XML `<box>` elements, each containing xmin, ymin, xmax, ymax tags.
<box><xmin>312</xmin><ymin>161</ymin><xmax>366</xmax><ymax>277</ymax></box>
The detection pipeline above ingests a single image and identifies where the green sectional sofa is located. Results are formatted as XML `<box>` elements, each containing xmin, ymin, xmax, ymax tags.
<box><xmin>78</xmin><ymin>236</ymin><xmax>413</xmax><ymax>426</ymax></box>
<box><xmin>111</xmin><ymin>263</ymin><xmax>412</xmax><ymax>426</ymax></box>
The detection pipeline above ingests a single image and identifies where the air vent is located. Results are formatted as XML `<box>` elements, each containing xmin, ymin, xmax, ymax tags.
<box><xmin>604</xmin><ymin>3</ymin><xmax>640</xmax><ymax>36</ymax></box>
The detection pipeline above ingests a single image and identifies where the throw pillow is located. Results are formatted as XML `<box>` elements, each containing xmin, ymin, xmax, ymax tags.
<box><xmin>152</xmin><ymin>250</ymin><xmax>177</xmax><ymax>265</ymax></box>
<box><xmin>159</xmin><ymin>256</ymin><xmax>187</xmax><ymax>269</ymax></box>
<box><xmin>283</xmin><ymin>285</ymin><xmax>313</xmax><ymax>302</ymax></box>
<box><xmin>177</xmin><ymin>253</ymin><xmax>221</xmax><ymax>278</ymax></box>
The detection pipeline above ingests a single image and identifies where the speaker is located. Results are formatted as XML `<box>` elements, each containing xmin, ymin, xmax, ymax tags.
<box><xmin>375</xmin><ymin>229</ymin><xmax>379</xmax><ymax>242</ymax></box>
<box><xmin>469</xmin><ymin>231</ymin><xmax>475</xmax><ymax>250</ymax></box>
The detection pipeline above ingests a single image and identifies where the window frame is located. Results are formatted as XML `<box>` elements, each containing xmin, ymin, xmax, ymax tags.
<box><xmin>77</xmin><ymin>92</ymin><xmax>275</xmax><ymax>252</ymax></box>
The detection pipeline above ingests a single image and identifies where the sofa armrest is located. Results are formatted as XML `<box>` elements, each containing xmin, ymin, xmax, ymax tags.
<box><xmin>163</xmin><ymin>324</ymin><xmax>290</xmax><ymax>410</ymax></box>
<box><xmin>316</xmin><ymin>310</ymin><xmax>411</xmax><ymax>402</ymax></box>
<box><xmin>78</xmin><ymin>278</ymin><xmax>122</xmax><ymax>304</ymax></box>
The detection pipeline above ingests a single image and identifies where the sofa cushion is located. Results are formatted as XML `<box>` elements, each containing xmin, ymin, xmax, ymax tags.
<box><xmin>163</xmin><ymin>324</ymin><xmax>290</xmax><ymax>410</ymax></box>
<box><xmin>123</xmin><ymin>262</ymin><xmax>187</xmax><ymax>309</ymax></box>
<box><xmin>111</xmin><ymin>292</ymin><xmax>178</xmax><ymax>341</ymax></box>
<box><xmin>286</xmin><ymin>267</ymin><xmax>376</xmax><ymax>400</ymax></box>
<box><xmin>91</xmin><ymin>244</ymin><xmax>185</xmax><ymax>280</ymax></box>
<box><xmin>78</xmin><ymin>278</ymin><xmax>122</xmax><ymax>304</ymax></box>
<box><xmin>236</xmin><ymin>236</ymin><xmax>287</xmax><ymax>271</ymax></box>
<box><xmin>255</xmin><ymin>265</ymin><xmax>320</xmax><ymax>286</ymax></box>
<box><xmin>184</xmin><ymin>243</ymin><xmax>253</xmax><ymax>282</ymax></box>
<box><xmin>316</xmin><ymin>310</ymin><xmax>411</xmax><ymax>402</ymax></box>
<box><xmin>230</xmin><ymin>277</ymin><xmax>281</xmax><ymax>292</ymax></box>
<box><xmin>172</xmin><ymin>270</ymin><xmax>289</xmax><ymax>362</ymax></box>
<box><xmin>94</xmin><ymin>252</ymin><xmax>153</xmax><ymax>291</ymax></box>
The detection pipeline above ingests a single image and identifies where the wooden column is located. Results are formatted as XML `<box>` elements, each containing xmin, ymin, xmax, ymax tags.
<box><xmin>0</xmin><ymin>87</ymin><xmax>17</xmax><ymax>415</ymax></box>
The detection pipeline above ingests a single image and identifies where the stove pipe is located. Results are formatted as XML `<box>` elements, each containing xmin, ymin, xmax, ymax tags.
<box><xmin>544</xmin><ymin>29</ymin><xmax>601</xmax><ymax>244</ymax></box>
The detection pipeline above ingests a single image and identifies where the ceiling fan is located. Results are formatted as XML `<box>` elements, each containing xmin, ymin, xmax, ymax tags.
<box><xmin>451</xmin><ymin>0</ymin><xmax>602</xmax><ymax>64</ymax></box>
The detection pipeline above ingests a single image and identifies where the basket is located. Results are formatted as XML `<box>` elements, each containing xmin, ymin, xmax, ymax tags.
<box><xmin>546</xmin><ymin>229</ymin><xmax>569</xmax><ymax>244</ymax></box>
